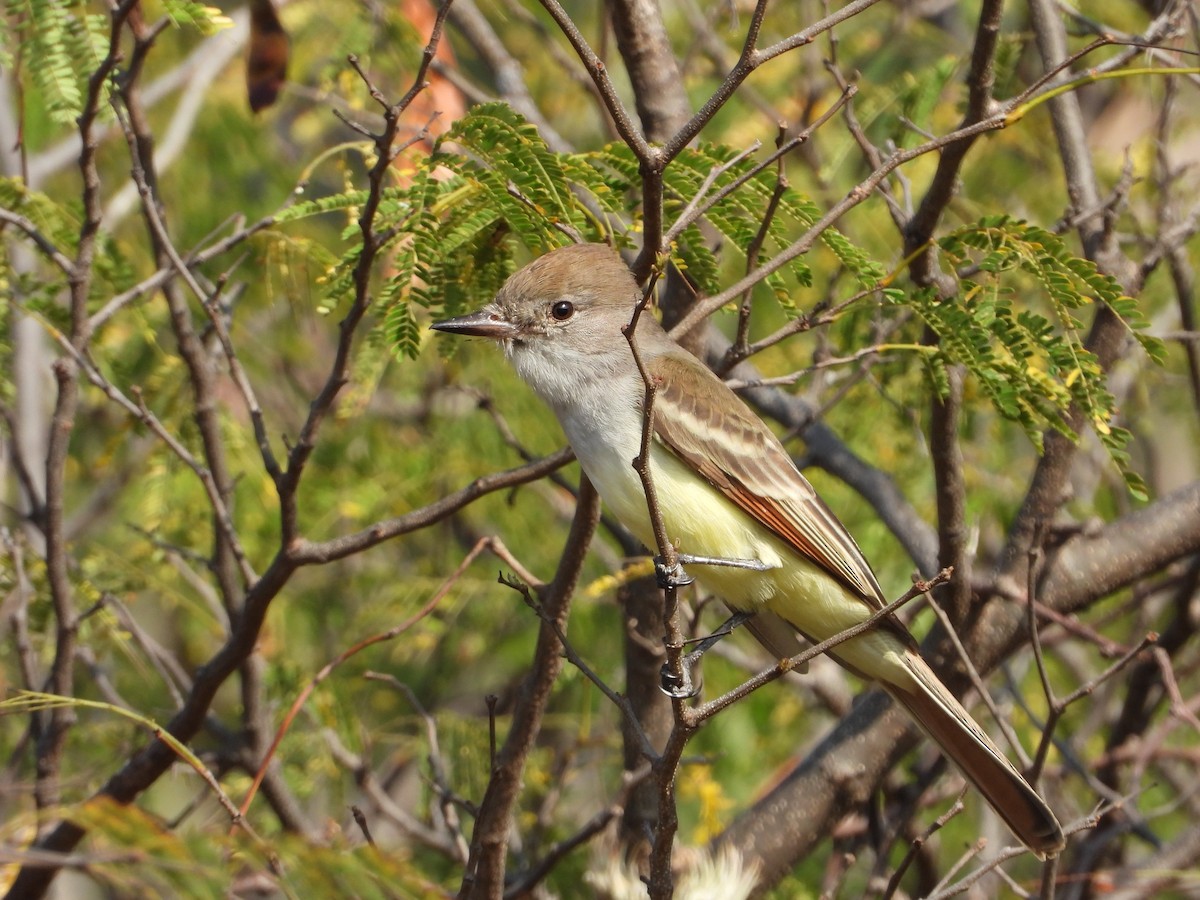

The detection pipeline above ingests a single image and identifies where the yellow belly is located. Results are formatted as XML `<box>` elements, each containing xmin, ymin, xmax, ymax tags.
<box><xmin>582</xmin><ymin>439</ymin><xmax>913</xmax><ymax>685</ymax></box>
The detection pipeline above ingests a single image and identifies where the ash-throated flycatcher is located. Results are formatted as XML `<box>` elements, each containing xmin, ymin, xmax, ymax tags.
<box><xmin>432</xmin><ymin>243</ymin><xmax>1064</xmax><ymax>856</ymax></box>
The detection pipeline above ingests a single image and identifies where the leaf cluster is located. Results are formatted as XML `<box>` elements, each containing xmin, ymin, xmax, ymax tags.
<box><xmin>906</xmin><ymin>216</ymin><xmax>1163</xmax><ymax>497</ymax></box>
<box><xmin>265</xmin><ymin>105</ymin><xmax>1156</xmax><ymax>503</ymax></box>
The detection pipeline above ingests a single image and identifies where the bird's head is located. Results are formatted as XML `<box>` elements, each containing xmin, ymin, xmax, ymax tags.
<box><xmin>432</xmin><ymin>243</ymin><xmax>650</xmax><ymax>400</ymax></box>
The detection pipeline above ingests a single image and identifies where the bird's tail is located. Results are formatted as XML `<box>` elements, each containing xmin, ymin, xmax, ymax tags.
<box><xmin>885</xmin><ymin>651</ymin><xmax>1065</xmax><ymax>858</ymax></box>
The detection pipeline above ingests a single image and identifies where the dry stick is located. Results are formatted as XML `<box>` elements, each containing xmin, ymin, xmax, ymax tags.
<box><xmin>929</xmin><ymin>838</ymin><xmax>989</xmax><ymax>898</ymax></box>
<box><xmin>350</xmin><ymin>806</ymin><xmax>375</xmax><ymax>847</ymax></box>
<box><xmin>923</xmin><ymin>843</ymin><xmax>1029</xmax><ymax>900</ymax></box>
<box><xmin>1039</xmin><ymin>854</ymin><xmax>1059</xmax><ymax>900</ymax></box>
<box><xmin>924</xmin><ymin>593</ymin><xmax>1035</xmax><ymax>768</ymax></box>
<box><xmin>0</xmin><ymin>405</ymin><xmax>44</xmax><ymax>530</ymax></box>
<box><xmin>1031</xmin><ymin>634</ymin><xmax>1159</xmax><ymax>786</ymax></box>
<box><xmin>291</xmin><ymin>447</ymin><xmax>572</xmax><ymax>565</ymax></box>
<box><xmin>687</xmin><ymin>570</ymin><xmax>951</xmax><ymax>726</ymax></box>
<box><xmin>728</xmin><ymin>283</ymin><xmax>889</xmax><ymax>367</ymax></box>
<box><xmin>111</xmin><ymin>98</ymin><xmax>258</xmax><ymax>591</ymax></box>
<box><xmin>38</xmin><ymin>326</ymin><xmax>248</xmax><ymax>600</ymax></box>
<box><xmin>458</xmin><ymin>481</ymin><xmax>600</xmax><ymax>900</ymax></box>
<box><xmin>825</xmin><ymin>60</ymin><xmax>908</xmax><ymax>231</ymax></box>
<box><xmin>668</xmin><ymin>118</ymin><xmax>998</xmax><ymax>340</ymax></box>
<box><xmin>450</xmin><ymin>0</ymin><xmax>576</xmax><ymax>151</ymax></box>
<box><xmin>0</xmin><ymin>209</ymin><xmax>75</xmax><ymax>275</ymax></box>
<box><xmin>519</xmin><ymin>578</ymin><xmax>658</xmax><ymax>762</ymax></box>
<box><xmin>723</xmin><ymin>342</ymin><xmax>920</xmax><ymax>390</ymax></box>
<box><xmin>730</xmin><ymin>128</ymin><xmax>789</xmax><ymax>365</ymax></box>
<box><xmin>662</xmin><ymin>83</ymin><xmax>856</xmax><ymax>251</ymax></box>
<box><xmin>323</xmin><ymin>729</ymin><xmax>462</xmax><ymax>857</ymax></box>
<box><xmin>237</xmin><ymin>535</ymin><xmax>495</xmax><ymax>820</ymax></box>
<box><xmin>364</xmin><ymin>672</ymin><xmax>472</xmax><ymax>863</ymax></box>
<box><xmin>3</xmin><ymin>529</ymin><xmax>40</xmax><ymax>774</ymax></box>
<box><xmin>502</xmin><ymin>765</ymin><xmax>653</xmax><ymax>899</ymax></box>
<box><xmin>617</xmin><ymin>270</ymin><xmax>690</xmax><ymax>900</ymax></box>
<box><xmin>658</xmin><ymin>0</ymin><xmax>882</xmax><ymax>164</ymax></box>
<box><xmin>881</xmin><ymin>793</ymin><xmax>967</xmax><ymax>900</ymax></box>
<box><xmin>942</xmin><ymin>799</ymin><xmax>1132</xmax><ymax>900</ymax></box>
<box><xmin>663</xmin><ymin>139</ymin><xmax>763</xmax><ymax>247</ymax></box>
<box><xmin>100</xmin><ymin>593</ymin><xmax>191</xmax><ymax>707</ymax></box>
<box><xmin>33</xmin><ymin>0</ymin><xmax>138</xmax><ymax>821</ymax></box>
<box><xmin>1150</xmin><ymin>646</ymin><xmax>1200</xmax><ymax>736</ymax></box>
<box><xmin>1025</xmin><ymin>531</ymin><xmax>1161</xmax><ymax>789</ymax></box>
<box><xmin>87</xmin><ymin>210</ymin><xmax>278</xmax><ymax>332</ymax></box>
<box><xmin>1151</xmin><ymin>76</ymin><xmax>1200</xmax><ymax>413</ymax></box>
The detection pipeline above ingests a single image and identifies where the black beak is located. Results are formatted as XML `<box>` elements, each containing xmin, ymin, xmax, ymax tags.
<box><xmin>430</xmin><ymin>307</ymin><xmax>516</xmax><ymax>340</ymax></box>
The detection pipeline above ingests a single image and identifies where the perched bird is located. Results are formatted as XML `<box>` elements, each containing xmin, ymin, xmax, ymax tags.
<box><xmin>432</xmin><ymin>243</ymin><xmax>1065</xmax><ymax>857</ymax></box>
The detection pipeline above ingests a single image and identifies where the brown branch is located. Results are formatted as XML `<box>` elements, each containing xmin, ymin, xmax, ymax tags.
<box><xmin>32</xmin><ymin>0</ymin><xmax>138</xmax><ymax>824</ymax></box>
<box><xmin>503</xmin><ymin>765</ymin><xmax>652</xmax><ymax>899</ymax></box>
<box><xmin>459</xmin><ymin>479</ymin><xmax>600</xmax><ymax>899</ymax></box>
<box><xmin>237</xmin><ymin>536</ymin><xmax>493</xmax><ymax>822</ymax></box>
<box><xmin>111</xmin><ymin>94</ymin><xmax>257</xmax><ymax>596</ymax></box>
<box><xmin>364</xmin><ymin>673</ymin><xmax>473</xmax><ymax>863</ymax></box>
<box><xmin>902</xmin><ymin>0</ymin><xmax>1005</xmax><ymax>281</ymax></box>
<box><xmin>536</xmin><ymin>0</ymin><xmax>651</xmax><ymax>162</ymax></box>
<box><xmin>290</xmin><ymin>447</ymin><xmax>573</xmax><ymax>563</ymax></box>
<box><xmin>604</xmin><ymin>0</ymin><xmax>692</xmax><ymax>277</ymax></box>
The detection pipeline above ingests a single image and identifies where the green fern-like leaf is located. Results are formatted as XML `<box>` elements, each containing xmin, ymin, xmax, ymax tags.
<box><xmin>440</xmin><ymin>102</ymin><xmax>583</xmax><ymax>251</ymax></box>
<box><xmin>921</xmin><ymin>217</ymin><xmax>1155</xmax><ymax>498</ymax></box>
<box><xmin>10</xmin><ymin>0</ymin><xmax>84</xmax><ymax>124</ymax></box>
<box><xmin>0</xmin><ymin>176</ymin><xmax>78</xmax><ymax>253</ymax></box>
<box><xmin>671</xmin><ymin>226</ymin><xmax>721</xmax><ymax>296</ymax></box>
<box><xmin>274</xmin><ymin>188</ymin><xmax>373</xmax><ymax>224</ymax></box>
<box><xmin>161</xmin><ymin>0</ymin><xmax>234</xmax><ymax>35</ymax></box>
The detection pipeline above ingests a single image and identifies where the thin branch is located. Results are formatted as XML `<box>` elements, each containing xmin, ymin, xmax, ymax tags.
<box><xmin>289</xmin><ymin>447</ymin><xmax>573</xmax><ymax>564</ymax></box>
<box><xmin>0</xmin><ymin>209</ymin><xmax>75</xmax><ymax>275</ymax></box>
<box><xmin>502</xmin><ymin>765</ymin><xmax>653</xmax><ymax>899</ymax></box>
<box><xmin>33</xmin><ymin>0</ymin><xmax>138</xmax><ymax>821</ymax></box>
<box><xmin>688</xmin><ymin>570</ymin><xmax>951</xmax><ymax>726</ymax></box>
<box><xmin>459</xmin><ymin>480</ymin><xmax>600</xmax><ymax>899</ymax></box>
<box><xmin>238</xmin><ymin>536</ymin><xmax>492</xmax><ymax>821</ymax></box>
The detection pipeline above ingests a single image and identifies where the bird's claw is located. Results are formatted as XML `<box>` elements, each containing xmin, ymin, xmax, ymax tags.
<box><xmin>659</xmin><ymin>660</ymin><xmax>701</xmax><ymax>699</ymax></box>
<box><xmin>654</xmin><ymin>557</ymin><xmax>694</xmax><ymax>589</ymax></box>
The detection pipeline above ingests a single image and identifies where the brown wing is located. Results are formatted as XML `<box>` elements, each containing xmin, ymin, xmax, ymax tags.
<box><xmin>649</xmin><ymin>352</ymin><xmax>891</xmax><ymax>612</ymax></box>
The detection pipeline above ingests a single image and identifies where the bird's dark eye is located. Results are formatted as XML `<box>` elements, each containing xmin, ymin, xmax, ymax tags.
<box><xmin>550</xmin><ymin>300</ymin><xmax>575</xmax><ymax>321</ymax></box>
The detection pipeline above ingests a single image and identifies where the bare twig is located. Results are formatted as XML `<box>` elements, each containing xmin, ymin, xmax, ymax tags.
<box><xmin>458</xmin><ymin>480</ymin><xmax>600</xmax><ymax>899</ymax></box>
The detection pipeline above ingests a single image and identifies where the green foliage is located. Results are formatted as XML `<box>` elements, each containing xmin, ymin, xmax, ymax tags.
<box><xmin>0</xmin><ymin>176</ymin><xmax>76</xmax><ymax>254</ymax></box>
<box><xmin>440</xmin><ymin>102</ymin><xmax>582</xmax><ymax>250</ymax></box>
<box><xmin>5</xmin><ymin>0</ymin><xmax>89</xmax><ymax>124</ymax></box>
<box><xmin>902</xmin><ymin>216</ymin><xmax>1161</xmax><ymax>498</ymax></box>
<box><xmin>259</xmin><ymin>108</ymin><xmax>1154</xmax><ymax>515</ymax></box>
<box><xmin>63</xmin><ymin>797</ymin><xmax>442</xmax><ymax>898</ymax></box>
<box><xmin>159</xmin><ymin>0</ymin><xmax>233</xmax><ymax>35</ymax></box>
<box><xmin>1</xmin><ymin>0</ymin><xmax>231</xmax><ymax>128</ymax></box>
<box><xmin>263</xmin><ymin>103</ymin><xmax>891</xmax><ymax>366</ymax></box>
